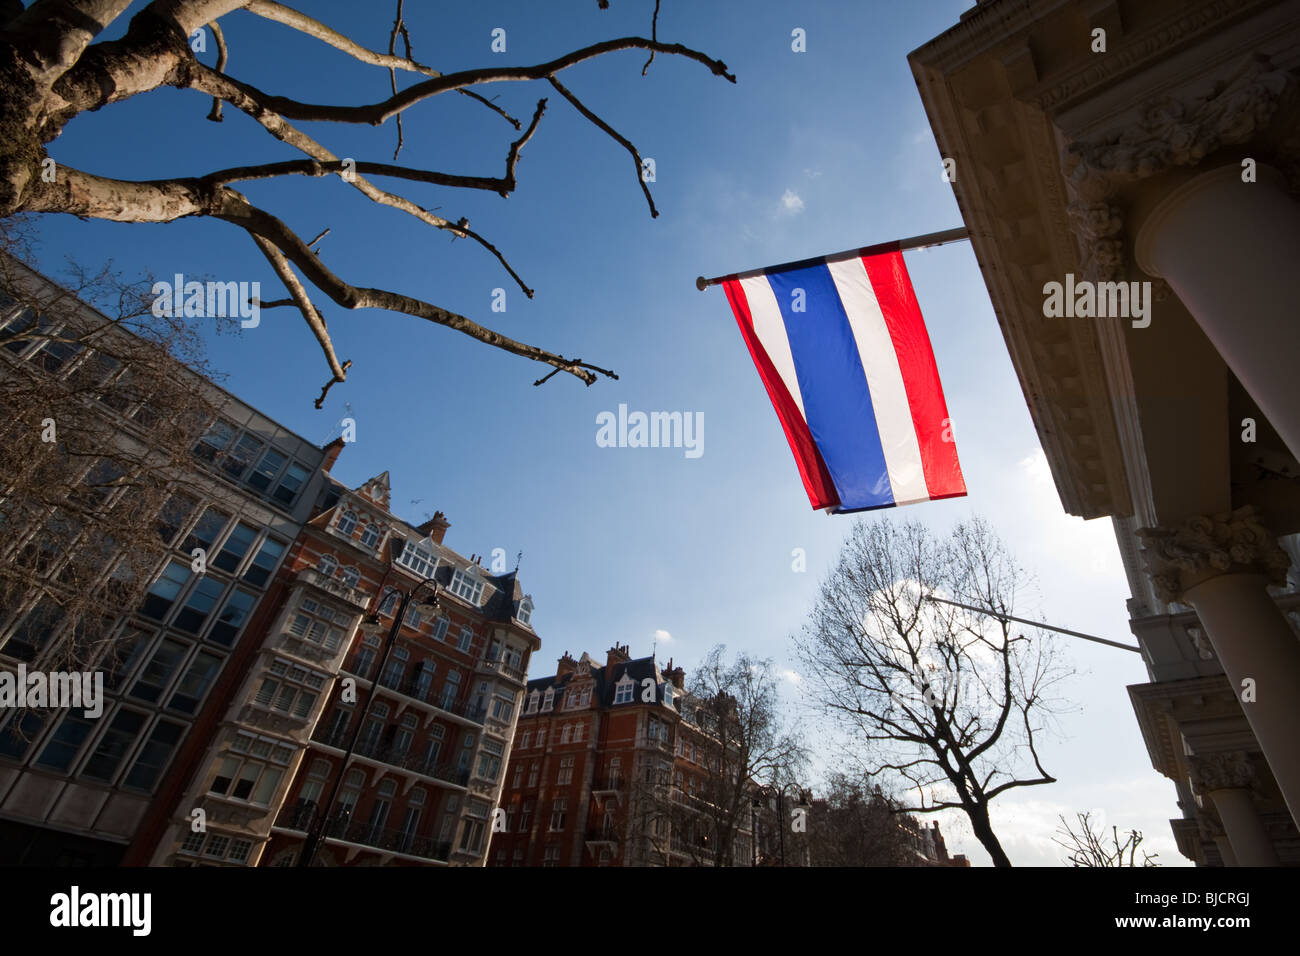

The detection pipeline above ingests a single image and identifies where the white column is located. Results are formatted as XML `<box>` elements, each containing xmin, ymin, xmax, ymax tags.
<box><xmin>1135</xmin><ymin>163</ymin><xmax>1300</xmax><ymax>461</ymax></box>
<box><xmin>1184</xmin><ymin>572</ymin><xmax>1300</xmax><ymax>830</ymax></box>
<box><xmin>1206</xmin><ymin>787</ymin><xmax>1278</xmax><ymax>866</ymax></box>
<box><xmin>1213</xmin><ymin>834</ymin><xmax>1238</xmax><ymax>867</ymax></box>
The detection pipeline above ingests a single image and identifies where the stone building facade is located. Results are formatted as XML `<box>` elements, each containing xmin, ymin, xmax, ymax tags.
<box><xmin>910</xmin><ymin>0</ymin><xmax>1300</xmax><ymax>864</ymax></box>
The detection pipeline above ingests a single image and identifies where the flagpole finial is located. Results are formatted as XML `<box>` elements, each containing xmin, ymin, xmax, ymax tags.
<box><xmin>695</xmin><ymin>276</ymin><xmax>709</xmax><ymax>291</ymax></box>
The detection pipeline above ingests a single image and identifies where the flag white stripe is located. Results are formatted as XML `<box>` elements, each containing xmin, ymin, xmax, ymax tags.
<box><xmin>826</xmin><ymin>258</ymin><xmax>930</xmax><ymax>505</ymax></box>
<box><xmin>739</xmin><ymin>275</ymin><xmax>807</xmax><ymax>420</ymax></box>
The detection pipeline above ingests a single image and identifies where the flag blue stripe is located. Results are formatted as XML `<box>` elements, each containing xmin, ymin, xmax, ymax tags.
<box><xmin>765</xmin><ymin>263</ymin><xmax>895</xmax><ymax>510</ymax></box>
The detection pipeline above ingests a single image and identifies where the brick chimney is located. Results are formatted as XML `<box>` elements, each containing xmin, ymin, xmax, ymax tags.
<box><xmin>321</xmin><ymin>436</ymin><xmax>345</xmax><ymax>472</ymax></box>
<box><xmin>664</xmin><ymin>658</ymin><xmax>685</xmax><ymax>690</ymax></box>
<box><xmin>556</xmin><ymin>651</ymin><xmax>578</xmax><ymax>679</ymax></box>
<box><xmin>604</xmin><ymin>643</ymin><xmax>631</xmax><ymax>680</ymax></box>
<box><xmin>415</xmin><ymin>510</ymin><xmax>451</xmax><ymax>545</ymax></box>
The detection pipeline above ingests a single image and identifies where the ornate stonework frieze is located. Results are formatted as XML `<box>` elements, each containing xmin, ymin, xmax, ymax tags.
<box><xmin>1137</xmin><ymin>506</ymin><xmax>1291</xmax><ymax>603</ymax></box>
<box><xmin>1065</xmin><ymin>54</ymin><xmax>1292</xmax><ymax>197</ymax></box>
<box><xmin>1188</xmin><ymin>749</ymin><xmax>1257</xmax><ymax>796</ymax></box>
<box><xmin>1058</xmin><ymin>54</ymin><xmax>1295</xmax><ymax>281</ymax></box>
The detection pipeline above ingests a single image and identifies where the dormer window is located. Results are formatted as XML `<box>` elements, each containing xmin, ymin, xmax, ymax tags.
<box><xmin>337</xmin><ymin>510</ymin><xmax>357</xmax><ymax>536</ymax></box>
<box><xmin>526</xmin><ymin>689</ymin><xmax>539</xmax><ymax>714</ymax></box>
<box><xmin>450</xmin><ymin>568</ymin><xmax>484</xmax><ymax>605</ymax></box>
<box><xmin>541</xmin><ymin>687</ymin><xmax>554</xmax><ymax>712</ymax></box>
<box><xmin>516</xmin><ymin>596</ymin><xmax>534</xmax><ymax>626</ymax></box>
<box><xmin>396</xmin><ymin>539</ymin><xmax>438</xmax><ymax>578</ymax></box>
<box><xmin>359</xmin><ymin>523</ymin><xmax>380</xmax><ymax>549</ymax></box>
<box><xmin>613</xmin><ymin>675</ymin><xmax>634</xmax><ymax>705</ymax></box>
<box><xmin>663</xmin><ymin>684</ymin><xmax>674</xmax><ymax>707</ymax></box>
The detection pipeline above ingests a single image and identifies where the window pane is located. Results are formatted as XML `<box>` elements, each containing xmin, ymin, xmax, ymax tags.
<box><xmin>185</xmin><ymin>507</ymin><xmax>229</xmax><ymax>555</ymax></box>
<box><xmin>223</xmin><ymin>433</ymin><xmax>264</xmax><ymax>479</ymax></box>
<box><xmin>168</xmin><ymin>650</ymin><xmax>223</xmax><ymax>714</ymax></box>
<box><xmin>35</xmin><ymin>713</ymin><xmax>96</xmax><ymax>771</ymax></box>
<box><xmin>251</xmin><ymin>767</ymin><xmax>282</xmax><ymax>805</ymax></box>
<box><xmin>243</xmin><ymin>537</ymin><xmax>284</xmax><ymax>588</ymax></box>
<box><xmin>0</xmin><ymin>711</ymin><xmax>47</xmax><ymax>761</ymax></box>
<box><xmin>102</xmin><ymin>629</ymin><xmax>151</xmax><ymax>692</ymax></box>
<box><xmin>173</xmin><ymin>576</ymin><xmax>225</xmax><ymax>633</ymax></box>
<box><xmin>193</xmin><ymin>420</ymin><xmax>235</xmax><ymax>463</ymax></box>
<box><xmin>127</xmin><ymin>637</ymin><xmax>189</xmax><ymax>704</ymax></box>
<box><xmin>141</xmin><ymin>561</ymin><xmax>190</xmax><ymax>620</ymax></box>
<box><xmin>272</xmin><ymin>463</ymin><xmax>309</xmax><ymax>505</ymax></box>
<box><xmin>212</xmin><ymin>523</ymin><xmax>258</xmax><ymax>573</ymax></box>
<box><xmin>80</xmin><ymin>709</ymin><xmax>147</xmax><ymax>782</ymax></box>
<box><xmin>233</xmin><ymin>763</ymin><xmax>259</xmax><ymax>799</ymax></box>
<box><xmin>208</xmin><ymin>589</ymin><xmax>255</xmax><ymax>646</ymax></box>
<box><xmin>122</xmin><ymin>720</ymin><xmax>184</xmax><ymax>791</ymax></box>
<box><xmin>210</xmin><ymin>755</ymin><xmax>239</xmax><ymax>795</ymax></box>
<box><xmin>248</xmin><ymin>449</ymin><xmax>286</xmax><ymax>492</ymax></box>
<box><xmin>156</xmin><ymin>493</ymin><xmax>198</xmax><ymax>546</ymax></box>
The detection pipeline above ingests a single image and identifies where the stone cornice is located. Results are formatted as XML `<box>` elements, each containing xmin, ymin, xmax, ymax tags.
<box><xmin>1137</xmin><ymin>506</ymin><xmax>1291</xmax><ymax>603</ymax></box>
<box><xmin>1029</xmin><ymin>0</ymin><xmax>1281</xmax><ymax>113</ymax></box>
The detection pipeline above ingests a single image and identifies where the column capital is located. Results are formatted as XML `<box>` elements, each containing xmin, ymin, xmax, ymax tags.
<box><xmin>1137</xmin><ymin>506</ymin><xmax>1290</xmax><ymax>604</ymax></box>
<box><xmin>1187</xmin><ymin>750</ymin><xmax>1257</xmax><ymax>797</ymax></box>
<box><xmin>1058</xmin><ymin>54</ymin><xmax>1295</xmax><ymax>281</ymax></box>
<box><xmin>1063</xmin><ymin>54</ymin><xmax>1292</xmax><ymax>198</ymax></box>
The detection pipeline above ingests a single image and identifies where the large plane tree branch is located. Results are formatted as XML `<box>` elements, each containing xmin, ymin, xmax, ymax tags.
<box><xmin>0</xmin><ymin>0</ymin><xmax>733</xmax><ymax>397</ymax></box>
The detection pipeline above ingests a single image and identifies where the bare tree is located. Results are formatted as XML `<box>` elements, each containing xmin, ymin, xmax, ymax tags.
<box><xmin>794</xmin><ymin>516</ymin><xmax>1072</xmax><ymax>867</ymax></box>
<box><xmin>639</xmin><ymin>646</ymin><xmax>805</xmax><ymax>867</ymax></box>
<box><xmin>804</xmin><ymin>773</ymin><xmax>916</xmax><ymax>867</ymax></box>
<box><xmin>0</xmin><ymin>224</ymin><xmax>227</xmax><ymax>682</ymax></box>
<box><xmin>0</xmin><ymin>0</ymin><xmax>734</xmax><ymax>403</ymax></box>
<box><xmin>1054</xmin><ymin>812</ymin><xmax>1159</xmax><ymax>867</ymax></box>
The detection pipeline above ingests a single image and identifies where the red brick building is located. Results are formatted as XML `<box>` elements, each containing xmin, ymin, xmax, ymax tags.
<box><xmin>489</xmin><ymin>646</ymin><xmax>753</xmax><ymax>867</ymax></box>
<box><xmin>138</xmin><ymin>457</ymin><xmax>539</xmax><ymax>866</ymax></box>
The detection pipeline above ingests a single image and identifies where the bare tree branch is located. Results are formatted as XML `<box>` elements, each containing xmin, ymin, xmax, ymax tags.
<box><xmin>547</xmin><ymin>75</ymin><xmax>658</xmax><ymax>218</ymax></box>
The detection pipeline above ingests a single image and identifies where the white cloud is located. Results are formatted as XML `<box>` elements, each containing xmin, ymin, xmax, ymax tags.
<box><xmin>779</xmin><ymin>189</ymin><xmax>805</xmax><ymax>215</ymax></box>
<box><xmin>780</xmin><ymin>669</ymin><xmax>802</xmax><ymax>684</ymax></box>
<box><xmin>652</xmin><ymin>628</ymin><xmax>673</xmax><ymax>644</ymax></box>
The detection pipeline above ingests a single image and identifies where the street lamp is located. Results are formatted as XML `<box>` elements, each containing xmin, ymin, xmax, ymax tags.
<box><xmin>297</xmin><ymin>569</ymin><xmax>441</xmax><ymax>867</ymax></box>
<box><xmin>753</xmin><ymin>782</ymin><xmax>811</xmax><ymax>866</ymax></box>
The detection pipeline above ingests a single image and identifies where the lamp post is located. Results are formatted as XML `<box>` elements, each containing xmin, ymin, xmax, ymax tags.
<box><xmin>753</xmin><ymin>783</ymin><xmax>811</xmax><ymax>866</ymax></box>
<box><xmin>297</xmin><ymin>574</ymin><xmax>440</xmax><ymax>867</ymax></box>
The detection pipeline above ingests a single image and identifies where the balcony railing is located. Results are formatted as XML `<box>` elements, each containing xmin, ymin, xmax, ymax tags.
<box><xmin>276</xmin><ymin>802</ymin><xmax>451</xmax><ymax>862</ymax></box>
<box><xmin>337</xmin><ymin>661</ymin><xmax>487</xmax><ymax>725</ymax></box>
<box><xmin>296</xmin><ymin>567</ymin><xmax>369</xmax><ymax>609</ymax></box>
<box><xmin>591</xmin><ymin>777</ymin><xmax>624</xmax><ymax>792</ymax></box>
<box><xmin>309</xmin><ymin>729</ymin><xmax>472</xmax><ymax>787</ymax></box>
<box><xmin>477</xmin><ymin>655</ymin><xmax>527</xmax><ymax>683</ymax></box>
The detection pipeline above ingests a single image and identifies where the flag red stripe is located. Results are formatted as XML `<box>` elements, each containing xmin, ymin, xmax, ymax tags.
<box><xmin>721</xmin><ymin>278</ymin><xmax>840</xmax><ymax>510</ymax></box>
<box><xmin>860</xmin><ymin>251</ymin><xmax>967</xmax><ymax>500</ymax></box>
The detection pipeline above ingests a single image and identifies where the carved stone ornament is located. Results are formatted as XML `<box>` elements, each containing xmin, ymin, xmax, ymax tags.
<box><xmin>1187</xmin><ymin>750</ymin><xmax>1257</xmax><ymax>796</ymax></box>
<box><xmin>1059</xmin><ymin>54</ymin><xmax>1294</xmax><ymax>280</ymax></box>
<box><xmin>1137</xmin><ymin>506</ymin><xmax>1291</xmax><ymax>604</ymax></box>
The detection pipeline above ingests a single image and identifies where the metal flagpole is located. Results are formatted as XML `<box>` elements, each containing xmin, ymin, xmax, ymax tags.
<box><xmin>695</xmin><ymin>226</ymin><xmax>970</xmax><ymax>291</ymax></box>
<box><xmin>923</xmin><ymin>594</ymin><xmax>1142</xmax><ymax>653</ymax></box>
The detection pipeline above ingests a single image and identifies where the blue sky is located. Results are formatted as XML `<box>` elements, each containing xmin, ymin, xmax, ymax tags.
<box><xmin>27</xmin><ymin>0</ymin><xmax>1181</xmax><ymax>865</ymax></box>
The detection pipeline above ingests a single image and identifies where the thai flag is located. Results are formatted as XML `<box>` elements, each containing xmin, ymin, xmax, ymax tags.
<box><xmin>721</xmin><ymin>248</ymin><xmax>966</xmax><ymax>513</ymax></box>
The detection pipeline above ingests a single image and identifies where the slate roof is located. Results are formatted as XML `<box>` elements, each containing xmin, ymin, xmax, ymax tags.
<box><xmin>524</xmin><ymin>655</ymin><xmax>676</xmax><ymax>709</ymax></box>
